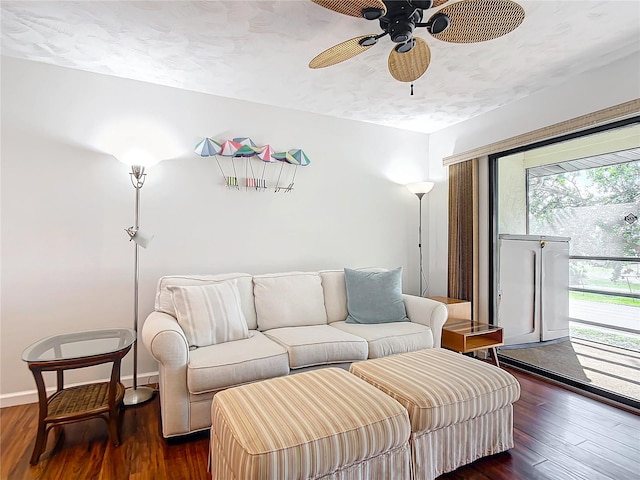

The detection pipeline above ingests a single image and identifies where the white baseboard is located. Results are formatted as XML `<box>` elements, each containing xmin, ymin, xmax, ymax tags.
<box><xmin>0</xmin><ymin>371</ymin><xmax>159</xmax><ymax>409</ymax></box>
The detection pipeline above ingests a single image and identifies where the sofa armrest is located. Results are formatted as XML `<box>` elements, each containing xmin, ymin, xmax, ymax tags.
<box><xmin>141</xmin><ymin>311</ymin><xmax>191</xmax><ymax>437</ymax></box>
<box><xmin>141</xmin><ymin>311</ymin><xmax>189</xmax><ymax>367</ymax></box>
<box><xmin>403</xmin><ymin>295</ymin><xmax>448</xmax><ymax>348</ymax></box>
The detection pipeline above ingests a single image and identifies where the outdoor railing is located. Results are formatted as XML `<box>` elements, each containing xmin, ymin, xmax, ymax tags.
<box><xmin>568</xmin><ymin>255</ymin><xmax>639</xmax><ymax>334</ymax></box>
<box><xmin>569</xmin><ymin>255</ymin><xmax>640</xmax><ymax>300</ymax></box>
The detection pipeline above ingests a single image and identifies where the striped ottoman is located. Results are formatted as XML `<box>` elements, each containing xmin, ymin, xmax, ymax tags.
<box><xmin>210</xmin><ymin>368</ymin><xmax>412</xmax><ymax>480</ymax></box>
<box><xmin>349</xmin><ymin>348</ymin><xmax>521</xmax><ymax>480</ymax></box>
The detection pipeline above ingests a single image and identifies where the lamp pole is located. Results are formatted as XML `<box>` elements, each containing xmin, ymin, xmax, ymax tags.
<box><xmin>415</xmin><ymin>192</ymin><xmax>426</xmax><ymax>296</ymax></box>
<box><xmin>406</xmin><ymin>182</ymin><xmax>434</xmax><ymax>297</ymax></box>
<box><xmin>123</xmin><ymin>165</ymin><xmax>155</xmax><ymax>406</ymax></box>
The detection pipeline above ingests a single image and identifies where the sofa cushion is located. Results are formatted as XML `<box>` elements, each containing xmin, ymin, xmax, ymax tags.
<box><xmin>187</xmin><ymin>331</ymin><xmax>289</xmax><ymax>394</ymax></box>
<box><xmin>320</xmin><ymin>268</ymin><xmax>389</xmax><ymax>323</ymax></box>
<box><xmin>253</xmin><ymin>272</ymin><xmax>328</xmax><ymax>330</ymax></box>
<box><xmin>156</xmin><ymin>274</ymin><xmax>257</xmax><ymax>330</ymax></box>
<box><xmin>319</xmin><ymin>270</ymin><xmax>349</xmax><ymax>323</ymax></box>
<box><xmin>264</xmin><ymin>325</ymin><xmax>368</xmax><ymax>369</ymax></box>
<box><xmin>330</xmin><ymin>321</ymin><xmax>433</xmax><ymax>358</ymax></box>
<box><xmin>168</xmin><ymin>281</ymin><xmax>249</xmax><ymax>348</ymax></box>
<box><xmin>344</xmin><ymin>267</ymin><xmax>408</xmax><ymax>324</ymax></box>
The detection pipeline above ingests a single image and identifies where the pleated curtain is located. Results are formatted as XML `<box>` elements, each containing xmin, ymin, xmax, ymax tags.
<box><xmin>447</xmin><ymin>158</ymin><xmax>479</xmax><ymax>320</ymax></box>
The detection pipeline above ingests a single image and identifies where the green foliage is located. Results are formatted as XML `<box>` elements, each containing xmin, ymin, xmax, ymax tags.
<box><xmin>570</xmin><ymin>291</ymin><xmax>640</xmax><ymax>307</ymax></box>
<box><xmin>587</xmin><ymin>162</ymin><xmax>640</xmax><ymax>204</ymax></box>
<box><xmin>571</xmin><ymin>325</ymin><xmax>640</xmax><ymax>352</ymax></box>
<box><xmin>529</xmin><ymin>161</ymin><xmax>639</xmax><ymax>215</ymax></box>
<box><xmin>528</xmin><ymin>172</ymin><xmax>590</xmax><ymax>222</ymax></box>
<box><xmin>528</xmin><ymin>159</ymin><xmax>640</xmax><ymax>257</ymax></box>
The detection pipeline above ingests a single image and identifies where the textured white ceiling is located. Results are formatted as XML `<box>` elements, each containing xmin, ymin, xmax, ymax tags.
<box><xmin>2</xmin><ymin>1</ymin><xmax>639</xmax><ymax>133</ymax></box>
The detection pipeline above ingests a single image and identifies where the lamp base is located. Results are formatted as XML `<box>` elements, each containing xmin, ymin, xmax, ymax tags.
<box><xmin>123</xmin><ymin>385</ymin><xmax>155</xmax><ymax>407</ymax></box>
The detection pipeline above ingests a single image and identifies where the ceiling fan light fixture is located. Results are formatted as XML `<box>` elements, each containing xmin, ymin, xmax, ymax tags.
<box><xmin>427</xmin><ymin>12</ymin><xmax>451</xmax><ymax>35</ymax></box>
<box><xmin>409</xmin><ymin>0</ymin><xmax>433</xmax><ymax>9</ymax></box>
<box><xmin>390</xmin><ymin>18</ymin><xmax>415</xmax><ymax>43</ymax></box>
<box><xmin>395</xmin><ymin>38</ymin><xmax>416</xmax><ymax>53</ymax></box>
<box><xmin>362</xmin><ymin>7</ymin><xmax>385</xmax><ymax>20</ymax></box>
<box><xmin>309</xmin><ymin>0</ymin><xmax>526</xmax><ymax>84</ymax></box>
<box><xmin>359</xmin><ymin>36</ymin><xmax>379</xmax><ymax>47</ymax></box>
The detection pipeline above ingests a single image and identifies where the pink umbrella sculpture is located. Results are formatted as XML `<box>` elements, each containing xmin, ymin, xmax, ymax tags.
<box><xmin>218</xmin><ymin>139</ymin><xmax>243</xmax><ymax>189</ymax></box>
<box><xmin>257</xmin><ymin>144</ymin><xmax>278</xmax><ymax>163</ymax></box>
<box><xmin>255</xmin><ymin>144</ymin><xmax>278</xmax><ymax>190</ymax></box>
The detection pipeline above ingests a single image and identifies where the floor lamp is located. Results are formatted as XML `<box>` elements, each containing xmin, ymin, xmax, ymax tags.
<box><xmin>406</xmin><ymin>182</ymin><xmax>434</xmax><ymax>297</ymax></box>
<box><xmin>121</xmin><ymin>153</ymin><xmax>157</xmax><ymax>406</ymax></box>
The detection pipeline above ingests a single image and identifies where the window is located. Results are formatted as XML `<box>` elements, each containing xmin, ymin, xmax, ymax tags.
<box><xmin>491</xmin><ymin>118</ymin><xmax>640</xmax><ymax>409</ymax></box>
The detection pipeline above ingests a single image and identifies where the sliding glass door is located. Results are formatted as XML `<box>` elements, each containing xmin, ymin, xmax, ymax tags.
<box><xmin>490</xmin><ymin>118</ymin><xmax>640</xmax><ymax>408</ymax></box>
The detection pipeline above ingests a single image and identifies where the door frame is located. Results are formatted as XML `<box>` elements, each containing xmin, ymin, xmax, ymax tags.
<box><xmin>487</xmin><ymin>115</ymin><xmax>640</xmax><ymax>411</ymax></box>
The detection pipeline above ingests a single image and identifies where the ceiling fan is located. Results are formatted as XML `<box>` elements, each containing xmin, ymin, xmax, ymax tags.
<box><xmin>309</xmin><ymin>0</ymin><xmax>525</xmax><ymax>84</ymax></box>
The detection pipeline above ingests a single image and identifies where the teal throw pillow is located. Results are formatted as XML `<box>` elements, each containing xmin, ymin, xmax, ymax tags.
<box><xmin>344</xmin><ymin>267</ymin><xmax>409</xmax><ymax>324</ymax></box>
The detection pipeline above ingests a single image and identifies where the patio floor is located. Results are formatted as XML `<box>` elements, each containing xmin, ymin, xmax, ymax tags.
<box><xmin>498</xmin><ymin>298</ymin><xmax>639</xmax><ymax>403</ymax></box>
<box><xmin>499</xmin><ymin>334</ymin><xmax>640</xmax><ymax>401</ymax></box>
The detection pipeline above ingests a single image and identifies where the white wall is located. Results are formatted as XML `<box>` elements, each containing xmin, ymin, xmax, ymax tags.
<box><xmin>498</xmin><ymin>153</ymin><xmax>527</xmax><ymax>235</ymax></box>
<box><xmin>4</xmin><ymin>50</ymin><xmax>637</xmax><ymax>403</ymax></box>
<box><xmin>0</xmin><ymin>57</ymin><xmax>431</xmax><ymax>404</ymax></box>
<box><xmin>427</xmin><ymin>52</ymin><xmax>640</xmax><ymax>319</ymax></box>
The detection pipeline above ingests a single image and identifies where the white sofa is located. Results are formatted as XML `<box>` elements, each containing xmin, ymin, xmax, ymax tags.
<box><xmin>141</xmin><ymin>270</ymin><xmax>448</xmax><ymax>438</ymax></box>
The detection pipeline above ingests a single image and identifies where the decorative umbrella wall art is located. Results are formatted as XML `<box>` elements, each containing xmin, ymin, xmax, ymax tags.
<box><xmin>218</xmin><ymin>139</ymin><xmax>242</xmax><ymax>189</ymax></box>
<box><xmin>273</xmin><ymin>149</ymin><xmax>311</xmax><ymax>193</ymax></box>
<box><xmin>194</xmin><ymin>137</ymin><xmax>311</xmax><ymax>193</ymax></box>
<box><xmin>232</xmin><ymin>137</ymin><xmax>264</xmax><ymax>190</ymax></box>
<box><xmin>194</xmin><ymin>137</ymin><xmax>221</xmax><ymax>157</ymax></box>
<box><xmin>194</xmin><ymin>137</ymin><xmax>234</xmax><ymax>187</ymax></box>
<box><xmin>256</xmin><ymin>144</ymin><xmax>278</xmax><ymax>190</ymax></box>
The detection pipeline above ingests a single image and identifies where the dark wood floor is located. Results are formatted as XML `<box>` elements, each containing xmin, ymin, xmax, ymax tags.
<box><xmin>1</xmin><ymin>367</ymin><xmax>638</xmax><ymax>480</ymax></box>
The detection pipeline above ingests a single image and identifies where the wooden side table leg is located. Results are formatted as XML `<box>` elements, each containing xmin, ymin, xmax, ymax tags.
<box><xmin>107</xmin><ymin>414</ymin><xmax>121</xmax><ymax>446</ymax></box>
<box><xmin>30</xmin><ymin>423</ymin><xmax>48</xmax><ymax>465</ymax></box>
<box><xmin>29</xmin><ymin>367</ymin><xmax>49</xmax><ymax>465</ymax></box>
<box><xmin>491</xmin><ymin>347</ymin><xmax>500</xmax><ymax>367</ymax></box>
<box><xmin>107</xmin><ymin>360</ymin><xmax>123</xmax><ymax>446</ymax></box>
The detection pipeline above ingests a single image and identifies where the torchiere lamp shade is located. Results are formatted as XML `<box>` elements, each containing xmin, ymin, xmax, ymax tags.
<box><xmin>407</xmin><ymin>181</ymin><xmax>434</xmax><ymax>198</ymax></box>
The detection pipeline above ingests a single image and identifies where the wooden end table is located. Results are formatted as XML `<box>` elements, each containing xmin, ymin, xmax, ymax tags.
<box><xmin>22</xmin><ymin>328</ymin><xmax>135</xmax><ymax>464</ymax></box>
<box><xmin>441</xmin><ymin>320</ymin><xmax>504</xmax><ymax>367</ymax></box>
<box><xmin>428</xmin><ymin>296</ymin><xmax>471</xmax><ymax>322</ymax></box>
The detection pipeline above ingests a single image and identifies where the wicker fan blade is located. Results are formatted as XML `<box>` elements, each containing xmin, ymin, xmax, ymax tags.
<box><xmin>311</xmin><ymin>0</ymin><xmax>386</xmax><ymax>18</ymax></box>
<box><xmin>388</xmin><ymin>37</ymin><xmax>431</xmax><ymax>82</ymax></box>
<box><xmin>430</xmin><ymin>0</ymin><xmax>525</xmax><ymax>43</ymax></box>
<box><xmin>432</xmin><ymin>0</ymin><xmax>451</xmax><ymax>7</ymax></box>
<box><xmin>309</xmin><ymin>35</ymin><xmax>377</xmax><ymax>69</ymax></box>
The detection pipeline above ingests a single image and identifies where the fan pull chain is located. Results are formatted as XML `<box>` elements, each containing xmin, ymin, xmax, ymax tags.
<box><xmin>411</xmin><ymin>83</ymin><xmax>414</xmax><ymax>95</ymax></box>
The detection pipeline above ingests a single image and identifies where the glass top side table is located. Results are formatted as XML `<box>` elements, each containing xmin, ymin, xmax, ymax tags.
<box><xmin>441</xmin><ymin>320</ymin><xmax>504</xmax><ymax>367</ymax></box>
<box><xmin>22</xmin><ymin>328</ymin><xmax>135</xmax><ymax>464</ymax></box>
